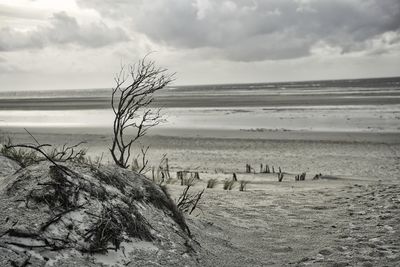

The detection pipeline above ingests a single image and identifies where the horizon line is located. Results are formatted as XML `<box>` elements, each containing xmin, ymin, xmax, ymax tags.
<box><xmin>1</xmin><ymin>75</ymin><xmax>399</xmax><ymax>93</ymax></box>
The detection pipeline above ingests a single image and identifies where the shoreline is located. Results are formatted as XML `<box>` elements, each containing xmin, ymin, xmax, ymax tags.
<box><xmin>0</xmin><ymin>94</ymin><xmax>400</xmax><ymax>110</ymax></box>
<box><xmin>2</xmin><ymin>126</ymin><xmax>400</xmax><ymax>144</ymax></box>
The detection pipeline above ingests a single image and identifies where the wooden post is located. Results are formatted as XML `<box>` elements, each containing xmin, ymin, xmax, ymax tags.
<box><xmin>278</xmin><ymin>172</ymin><xmax>284</xmax><ymax>182</ymax></box>
<box><xmin>165</xmin><ymin>158</ymin><xmax>171</xmax><ymax>179</ymax></box>
<box><xmin>233</xmin><ymin>173</ymin><xmax>237</xmax><ymax>181</ymax></box>
<box><xmin>246</xmin><ymin>164</ymin><xmax>252</xmax><ymax>173</ymax></box>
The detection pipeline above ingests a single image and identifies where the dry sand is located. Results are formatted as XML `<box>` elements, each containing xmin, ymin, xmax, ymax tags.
<box><xmin>180</xmin><ymin>179</ymin><xmax>400</xmax><ymax>266</ymax></box>
<box><xmin>1</xmin><ymin>128</ymin><xmax>399</xmax><ymax>266</ymax></box>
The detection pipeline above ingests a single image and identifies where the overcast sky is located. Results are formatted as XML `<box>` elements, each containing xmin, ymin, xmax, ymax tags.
<box><xmin>0</xmin><ymin>0</ymin><xmax>399</xmax><ymax>91</ymax></box>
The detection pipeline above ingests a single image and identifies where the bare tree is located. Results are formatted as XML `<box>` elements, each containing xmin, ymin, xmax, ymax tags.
<box><xmin>110</xmin><ymin>56</ymin><xmax>174</xmax><ymax>168</ymax></box>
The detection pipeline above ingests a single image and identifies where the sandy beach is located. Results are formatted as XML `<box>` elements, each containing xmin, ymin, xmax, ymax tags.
<box><xmin>1</xmin><ymin>128</ymin><xmax>400</xmax><ymax>266</ymax></box>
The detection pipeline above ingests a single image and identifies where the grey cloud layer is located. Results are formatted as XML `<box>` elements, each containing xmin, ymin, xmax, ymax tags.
<box><xmin>78</xmin><ymin>0</ymin><xmax>400</xmax><ymax>61</ymax></box>
<box><xmin>0</xmin><ymin>12</ymin><xmax>129</xmax><ymax>51</ymax></box>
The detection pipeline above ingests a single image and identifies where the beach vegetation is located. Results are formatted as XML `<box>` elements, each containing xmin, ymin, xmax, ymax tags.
<box><xmin>223</xmin><ymin>179</ymin><xmax>236</xmax><ymax>190</ymax></box>
<box><xmin>148</xmin><ymin>184</ymin><xmax>191</xmax><ymax>235</ymax></box>
<box><xmin>239</xmin><ymin>180</ymin><xmax>249</xmax><ymax>191</ymax></box>
<box><xmin>1</xmin><ymin>134</ymin><xmax>86</xmax><ymax>169</ymax></box>
<box><xmin>181</xmin><ymin>176</ymin><xmax>197</xmax><ymax>186</ymax></box>
<box><xmin>83</xmin><ymin>153</ymin><xmax>104</xmax><ymax>169</ymax></box>
<box><xmin>151</xmin><ymin>154</ymin><xmax>171</xmax><ymax>185</ymax></box>
<box><xmin>207</xmin><ymin>178</ymin><xmax>218</xmax><ymax>188</ymax></box>
<box><xmin>110</xmin><ymin>56</ymin><xmax>174</xmax><ymax>169</ymax></box>
<box><xmin>176</xmin><ymin>184</ymin><xmax>204</xmax><ymax>215</ymax></box>
<box><xmin>1</xmin><ymin>138</ymin><xmax>40</xmax><ymax>167</ymax></box>
<box><xmin>131</xmin><ymin>145</ymin><xmax>151</xmax><ymax>174</ymax></box>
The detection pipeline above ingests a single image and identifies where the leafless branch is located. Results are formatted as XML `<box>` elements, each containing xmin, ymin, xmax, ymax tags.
<box><xmin>110</xmin><ymin>56</ymin><xmax>174</xmax><ymax>168</ymax></box>
<box><xmin>47</xmin><ymin>142</ymin><xmax>87</xmax><ymax>162</ymax></box>
<box><xmin>5</xmin><ymin>143</ymin><xmax>69</xmax><ymax>175</ymax></box>
<box><xmin>177</xmin><ymin>185</ymin><xmax>204</xmax><ymax>215</ymax></box>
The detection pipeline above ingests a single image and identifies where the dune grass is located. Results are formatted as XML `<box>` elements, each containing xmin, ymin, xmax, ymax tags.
<box><xmin>223</xmin><ymin>179</ymin><xmax>236</xmax><ymax>190</ymax></box>
<box><xmin>239</xmin><ymin>180</ymin><xmax>249</xmax><ymax>191</ymax></box>
<box><xmin>207</xmin><ymin>178</ymin><xmax>218</xmax><ymax>189</ymax></box>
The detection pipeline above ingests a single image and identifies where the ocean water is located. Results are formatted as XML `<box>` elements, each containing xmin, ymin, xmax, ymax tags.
<box><xmin>0</xmin><ymin>77</ymin><xmax>399</xmax><ymax>134</ymax></box>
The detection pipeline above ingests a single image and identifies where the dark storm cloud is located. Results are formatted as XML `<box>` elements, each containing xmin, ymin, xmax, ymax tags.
<box><xmin>78</xmin><ymin>0</ymin><xmax>400</xmax><ymax>61</ymax></box>
<box><xmin>0</xmin><ymin>11</ymin><xmax>129</xmax><ymax>51</ymax></box>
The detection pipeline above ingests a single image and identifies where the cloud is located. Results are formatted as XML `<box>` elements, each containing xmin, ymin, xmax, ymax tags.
<box><xmin>0</xmin><ymin>11</ymin><xmax>129</xmax><ymax>51</ymax></box>
<box><xmin>0</xmin><ymin>57</ymin><xmax>24</xmax><ymax>75</ymax></box>
<box><xmin>77</xmin><ymin>0</ymin><xmax>400</xmax><ymax>61</ymax></box>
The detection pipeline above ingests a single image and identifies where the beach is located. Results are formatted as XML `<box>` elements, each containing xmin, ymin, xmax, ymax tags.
<box><xmin>1</xmin><ymin>77</ymin><xmax>400</xmax><ymax>266</ymax></box>
<box><xmin>2</xmin><ymin>130</ymin><xmax>399</xmax><ymax>266</ymax></box>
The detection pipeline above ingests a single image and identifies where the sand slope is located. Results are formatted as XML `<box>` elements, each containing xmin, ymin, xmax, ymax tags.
<box><xmin>0</xmin><ymin>158</ymin><xmax>201</xmax><ymax>267</ymax></box>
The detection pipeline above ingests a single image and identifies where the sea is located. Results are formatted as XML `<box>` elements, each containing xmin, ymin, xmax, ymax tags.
<box><xmin>0</xmin><ymin>76</ymin><xmax>399</xmax><ymax>135</ymax></box>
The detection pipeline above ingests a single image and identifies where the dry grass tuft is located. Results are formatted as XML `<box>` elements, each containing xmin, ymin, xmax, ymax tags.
<box><xmin>84</xmin><ymin>204</ymin><xmax>153</xmax><ymax>253</ymax></box>
<box><xmin>143</xmin><ymin>182</ymin><xmax>191</xmax><ymax>236</ymax></box>
<box><xmin>1</xmin><ymin>138</ymin><xmax>40</xmax><ymax>167</ymax></box>
<box><xmin>207</xmin><ymin>178</ymin><xmax>218</xmax><ymax>189</ymax></box>
<box><xmin>223</xmin><ymin>179</ymin><xmax>236</xmax><ymax>190</ymax></box>
<box><xmin>182</xmin><ymin>176</ymin><xmax>197</xmax><ymax>187</ymax></box>
<box><xmin>239</xmin><ymin>180</ymin><xmax>249</xmax><ymax>191</ymax></box>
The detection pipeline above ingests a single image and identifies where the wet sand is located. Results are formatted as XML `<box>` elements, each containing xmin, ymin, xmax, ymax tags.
<box><xmin>0</xmin><ymin>93</ymin><xmax>400</xmax><ymax>110</ymax></box>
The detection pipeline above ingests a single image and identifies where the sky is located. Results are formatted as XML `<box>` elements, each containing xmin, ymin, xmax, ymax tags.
<box><xmin>0</xmin><ymin>0</ymin><xmax>399</xmax><ymax>91</ymax></box>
